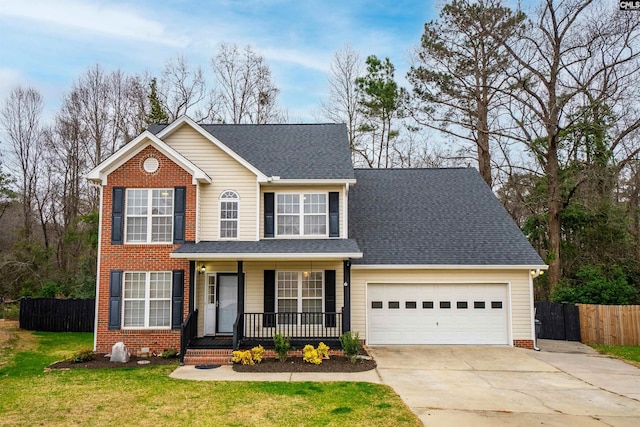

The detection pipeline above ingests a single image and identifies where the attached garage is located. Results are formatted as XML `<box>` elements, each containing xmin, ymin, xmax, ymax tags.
<box><xmin>367</xmin><ymin>283</ymin><xmax>510</xmax><ymax>345</ymax></box>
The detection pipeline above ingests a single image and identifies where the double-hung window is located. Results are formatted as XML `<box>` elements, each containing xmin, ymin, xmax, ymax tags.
<box><xmin>276</xmin><ymin>271</ymin><xmax>323</xmax><ymax>325</ymax></box>
<box><xmin>276</xmin><ymin>193</ymin><xmax>327</xmax><ymax>236</ymax></box>
<box><xmin>125</xmin><ymin>189</ymin><xmax>173</xmax><ymax>243</ymax></box>
<box><xmin>219</xmin><ymin>190</ymin><xmax>239</xmax><ymax>239</ymax></box>
<box><xmin>122</xmin><ymin>272</ymin><xmax>171</xmax><ymax>328</ymax></box>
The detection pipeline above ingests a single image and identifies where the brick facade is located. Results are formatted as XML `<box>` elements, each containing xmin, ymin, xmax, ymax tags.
<box><xmin>95</xmin><ymin>145</ymin><xmax>196</xmax><ymax>354</ymax></box>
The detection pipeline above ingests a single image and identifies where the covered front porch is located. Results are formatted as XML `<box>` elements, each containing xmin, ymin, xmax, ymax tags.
<box><xmin>171</xmin><ymin>240</ymin><xmax>362</xmax><ymax>361</ymax></box>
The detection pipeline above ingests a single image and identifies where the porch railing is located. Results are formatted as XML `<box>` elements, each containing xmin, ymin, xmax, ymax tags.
<box><xmin>240</xmin><ymin>312</ymin><xmax>343</xmax><ymax>342</ymax></box>
<box><xmin>180</xmin><ymin>309</ymin><xmax>198</xmax><ymax>364</ymax></box>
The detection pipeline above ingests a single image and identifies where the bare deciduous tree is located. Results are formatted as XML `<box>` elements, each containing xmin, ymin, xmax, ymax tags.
<box><xmin>0</xmin><ymin>86</ymin><xmax>43</xmax><ymax>238</ymax></box>
<box><xmin>212</xmin><ymin>43</ymin><xmax>282</xmax><ymax>124</ymax></box>
<box><xmin>502</xmin><ymin>0</ymin><xmax>640</xmax><ymax>287</ymax></box>
<box><xmin>321</xmin><ymin>44</ymin><xmax>366</xmax><ymax>163</ymax></box>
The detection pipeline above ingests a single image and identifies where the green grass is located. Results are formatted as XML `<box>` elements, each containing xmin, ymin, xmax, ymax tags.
<box><xmin>0</xmin><ymin>324</ymin><xmax>420</xmax><ymax>426</ymax></box>
<box><xmin>591</xmin><ymin>344</ymin><xmax>640</xmax><ymax>366</ymax></box>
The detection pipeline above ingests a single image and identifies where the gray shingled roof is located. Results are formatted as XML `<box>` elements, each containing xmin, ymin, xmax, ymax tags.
<box><xmin>149</xmin><ymin>123</ymin><xmax>355</xmax><ymax>180</ymax></box>
<box><xmin>348</xmin><ymin>168</ymin><xmax>545</xmax><ymax>266</ymax></box>
<box><xmin>173</xmin><ymin>239</ymin><xmax>362</xmax><ymax>257</ymax></box>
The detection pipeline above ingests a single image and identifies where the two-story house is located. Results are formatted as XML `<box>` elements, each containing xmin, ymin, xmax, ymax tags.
<box><xmin>87</xmin><ymin>116</ymin><xmax>545</xmax><ymax>363</ymax></box>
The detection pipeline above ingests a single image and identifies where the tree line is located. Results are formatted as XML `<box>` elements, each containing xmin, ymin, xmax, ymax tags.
<box><xmin>2</xmin><ymin>0</ymin><xmax>640</xmax><ymax>305</ymax></box>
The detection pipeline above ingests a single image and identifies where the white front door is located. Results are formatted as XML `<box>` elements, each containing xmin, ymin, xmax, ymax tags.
<box><xmin>204</xmin><ymin>273</ymin><xmax>216</xmax><ymax>335</ymax></box>
<box><xmin>217</xmin><ymin>274</ymin><xmax>238</xmax><ymax>334</ymax></box>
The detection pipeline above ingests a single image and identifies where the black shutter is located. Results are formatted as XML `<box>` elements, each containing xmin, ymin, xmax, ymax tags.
<box><xmin>263</xmin><ymin>270</ymin><xmax>276</xmax><ymax>327</ymax></box>
<box><xmin>264</xmin><ymin>192</ymin><xmax>274</xmax><ymax>238</ymax></box>
<box><xmin>111</xmin><ymin>187</ymin><xmax>125</xmax><ymax>244</ymax></box>
<box><xmin>329</xmin><ymin>192</ymin><xmax>339</xmax><ymax>237</ymax></box>
<box><xmin>172</xmin><ymin>270</ymin><xmax>184</xmax><ymax>329</ymax></box>
<box><xmin>325</xmin><ymin>270</ymin><xmax>336</xmax><ymax>327</ymax></box>
<box><xmin>108</xmin><ymin>270</ymin><xmax>123</xmax><ymax>330</ymax></box>
<box><xmin>173</xmin><ymin>187</ymin><xmax>186</xmax><ymax>244</ymax></box>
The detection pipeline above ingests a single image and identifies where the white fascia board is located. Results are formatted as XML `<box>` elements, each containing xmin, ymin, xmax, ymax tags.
<box><xmin>170</xmin><ymin>252</ymin><xmax>364</xmax><ymax>260</ymax></box>
<box><xmin>85</xmin><ymin>131</ymin><xmax>212</xmax><ymax>185</ymax></box>
<box><xmin>265</xmin><ymin>178</ymin><xmax>358</xmax><ymax>186</ymax></box>
<box><xmin>156</xmin><ymin>115</ymin><xmax>269</xmax><ymax>182</ymax></box>
<box><xmin>351</xmin><ymin>264</ymin><xmax>548</xmax><ymax>270</ymax></box>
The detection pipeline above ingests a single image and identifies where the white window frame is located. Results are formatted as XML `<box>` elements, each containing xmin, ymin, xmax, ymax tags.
<box><xmin>219</xmin><ymin>190</ymin><xmax>240</xmax><ymax>240</ymax></box>
<box><xmin>125</xmin><ymin>188</ymin><xmax>174</xmax><ymax>244</ymax></box>
<box><xmin>276</xmin><ymin>270</ymin><xmax>324</xmax><ymax>325</ymax></box>
<box><xmin>275</xmin><ymin>192</ymin><xmax>328</xmax><ymax>238</ymax></box>
<box><xmin>122</xmin><ymin>271</ymin><xmax>172</xmax><ymax>329</ymax></box>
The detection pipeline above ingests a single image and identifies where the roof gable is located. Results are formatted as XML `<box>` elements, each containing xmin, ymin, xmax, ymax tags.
<box><xmin>86</xmin><ymin>130</ymin><xmax>212</xmax><ymax>185</ymax></box>
<box><xmin>154</xmin><ymin>117</ymin><xmax>269</xmax><ymax>182</ymax></box>
<box><xmin>348</xmin><ymin>168</ymin><xmax>545</xmax><ymax>266</ymax></box>
<box><xmin>149</xmin><ymin>121</ymin><xmax>355</xmax><ymax>181</ymax></box>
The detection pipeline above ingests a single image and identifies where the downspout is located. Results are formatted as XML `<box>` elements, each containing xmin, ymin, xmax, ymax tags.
<box><xmin>529</xmin><ymin>270</ymin><xmax>540</xmax><ymax>351</ymax></box>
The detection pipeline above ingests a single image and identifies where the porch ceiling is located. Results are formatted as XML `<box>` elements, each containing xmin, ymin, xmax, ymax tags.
<box><xmin>170</xmin><ymin>238</ymin><xmax>363</xmax><ymax>260</ymax></box>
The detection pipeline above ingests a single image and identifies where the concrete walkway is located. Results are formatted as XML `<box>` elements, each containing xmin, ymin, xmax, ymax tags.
<box><xmin>170</xmin><ymin>364</ymin><xmax>381</xmax><ymax>383</ymax></box>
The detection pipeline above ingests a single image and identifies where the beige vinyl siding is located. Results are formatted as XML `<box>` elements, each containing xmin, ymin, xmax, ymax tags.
<box><xmin>195</xmin><ymin>260</ymin><xmax>344</xmax><ymax>336</ymax></box>
<box><xmin>259</xmin><ymin>185</ymin><xmax>346</xmax><ymax>239</ymax></box>
<box><xmin>350</xmin><ymin>268</ymin><xmax>533</xmax><ymax>343</ymax></box>
<box><xmin>163</xmin><ymin>124</ymin><xmax>258</xmax><ymax>241</ymax></box>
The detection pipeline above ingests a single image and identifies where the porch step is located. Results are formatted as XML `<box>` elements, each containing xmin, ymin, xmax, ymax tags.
<box><xmin>183</xmin><ymin>349</ymin><xmax>233</xmax><ymax>366</ymax></box>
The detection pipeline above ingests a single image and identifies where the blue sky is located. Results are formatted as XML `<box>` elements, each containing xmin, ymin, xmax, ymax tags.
<box><xmin>0</xmin><ymin>0</ymin><xmax>438</xmax><ymax>122</ymax></box>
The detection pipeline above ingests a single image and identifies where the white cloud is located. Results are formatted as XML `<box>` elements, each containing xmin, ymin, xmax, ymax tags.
<box><xmin>0</xmin><ymin>68</ymin><xmax>24</xmax><ymax>103</ymax></box>
<box><xmin>259</xmin><ymin>47</ymin><xmax>331</xmax><ymax>72</ymax></box>
<box><xmin>0</xmin><ymin>0</ymin><xmax>189</xmax><ymax>47</ymax></box>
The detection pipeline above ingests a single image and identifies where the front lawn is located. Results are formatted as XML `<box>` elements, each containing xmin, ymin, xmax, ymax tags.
<box><xmin>0</xmin><ymin>322</ymin><xmax>420</xmax><ymax>426</ymax></box>
<box><xmin>591</xmin><ymin>344</ymin><xmax>640</xmax><ymax>368</ymax></box>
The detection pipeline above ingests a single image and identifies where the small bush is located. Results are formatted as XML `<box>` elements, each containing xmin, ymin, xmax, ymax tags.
<box><xmin>340</xmin><ymin>331</ymin><xmax>360</xmax><ymax>364</ymax></box>
<box><xmin>1</xmin><ymin>302</ymin><xmax>19</xmax><ymax>320</ymax></box>
<box><xmin>161</xmin><ymin>349</ymin><xmax>178</xmax><ymax>359</ymax></box>
<box><xmin>232</xmin><ymin>350</ymin><xmax>254</xmax><ymax>365</ymax></box>
<box><xmin>251</xmin><ymin>345</ymin><xmax>265</xmax><ymax>363</ymax></box>
<box><xmin>303</xmin><ymin>344</ymin><xmax>322</xmax><ymax>365</ymax></box>
<box><xmin>273</xmin><ymin>333</ymin><xmax>291</xmax><ymax>362</ymax></box>
<box><xmin>317</xmin><ymin>342</ymin><xmax>330</xmax><ymax>359</ymax></box>
<box><xmin>72</xmin><ymin>348</ymin><xmax>96</xmax><ymax>363</ymax></box>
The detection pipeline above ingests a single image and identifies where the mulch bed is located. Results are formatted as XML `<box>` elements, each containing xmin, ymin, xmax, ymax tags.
<box><xmin>48</xmin><ymin>353</ymin><xmax>179</xmax><ymax>370</ymax></box>
<box><xmin>233</xmin><ymin>356</ymin><xmax>376</xmax><ymax>373</ymax></box>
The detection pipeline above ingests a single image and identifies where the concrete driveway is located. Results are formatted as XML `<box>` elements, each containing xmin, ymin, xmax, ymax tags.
<box><xmin>368</xmin><ymin>341</ymin><xmax>640</xmax><ymax>426</ymax></box>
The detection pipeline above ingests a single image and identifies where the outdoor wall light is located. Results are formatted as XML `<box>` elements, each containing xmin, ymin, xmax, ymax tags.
<box><xmin>530</xmin><ymin>269</ymin><xmax>545</xmax><ymax>277</ymax></box>
<box><xmin>199</xmin><ymin>265</ymin><xmax>206</xmax><ymax>275</ymax></box>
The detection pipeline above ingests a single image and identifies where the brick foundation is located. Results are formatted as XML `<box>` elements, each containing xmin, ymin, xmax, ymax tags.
<box><xmin>513</xmin><ymin>339</ymin><xmax>534</xmax><ymax>349</ymax></box>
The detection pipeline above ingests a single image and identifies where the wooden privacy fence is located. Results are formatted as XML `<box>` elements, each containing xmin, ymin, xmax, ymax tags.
<box><xmin>577</xmin><ymin>304</ymin><xmax>640</xmax><ymax>345</ymax></box>
<box><xmin>20</xmin><ymin>298</ymin><xmax>95</xmax><ymax>332</ymax></box>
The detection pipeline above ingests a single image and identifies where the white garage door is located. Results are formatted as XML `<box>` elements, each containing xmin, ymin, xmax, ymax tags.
<box><xmin>367</xmin><ymin>283</ymin><xmax>509</xmax><ymax>345</ymax></box>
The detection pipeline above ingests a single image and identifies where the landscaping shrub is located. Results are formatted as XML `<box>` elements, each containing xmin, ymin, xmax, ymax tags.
<box><xmin>232</xmin><ymin>346</ymin><xmax>265</xmax><ymax>365</ymax></box>
<box><xmin>232</xmin><ymin>350</ymin><xmax>254</xmax><ymax>365</ymax></box>
<box><xmin>551</xmin><ymin>264</ymin><xmax>637</xmax><ymax>304</ymax></box>
<box><xmin>273</xmin><ymin>333</ymin><xmax>291</xmax><ymax>362</ymax></box>
<box><xmin>251</xmin><ymin>345</ymin><xmax>265</xmax><ymax>363</ymax></box>
<box><xmin>72</xmin><ymin>348</ymin><xmax>96</xmax><ymax>363</ymax></box>
<box><xmin>161</xmin><ymin>349</ymin><xmax>178</xmax><ymax>359</ymax></box>
<box><xmin>317</xmin><ymin>342</ymin><xmax>330</xmax><ymax>359</ymax></box>
<box><xmin>303</xmin><ymin>344</ymin><xmax>322</xmax><ymax>365</ymax></box>
<box><xmin>340</xmin><ymin>331</ymin><xmax>360</xmax><ymax>363</ymax></box>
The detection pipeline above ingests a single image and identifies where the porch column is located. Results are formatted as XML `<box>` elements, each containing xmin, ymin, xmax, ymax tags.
<box><xmin>237</xmin><ymin>260</ymin><xmax>244</xmax><ymax>314</ymax></box>
<box><xmin>342</xmin><ymin>259</ymin><xmax>351</xmax><ymax>334</ymax></box>
<box><xmin>188</xmin><ymin>261</ymin><xmax>195</xmax><ymax>313</ymax></box>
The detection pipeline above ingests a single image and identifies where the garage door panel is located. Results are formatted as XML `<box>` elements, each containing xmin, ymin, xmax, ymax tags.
<box><xmin>367</xmin><ymin>283</ymin><xmax>509</xmax><ymax>345</ymax></box>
